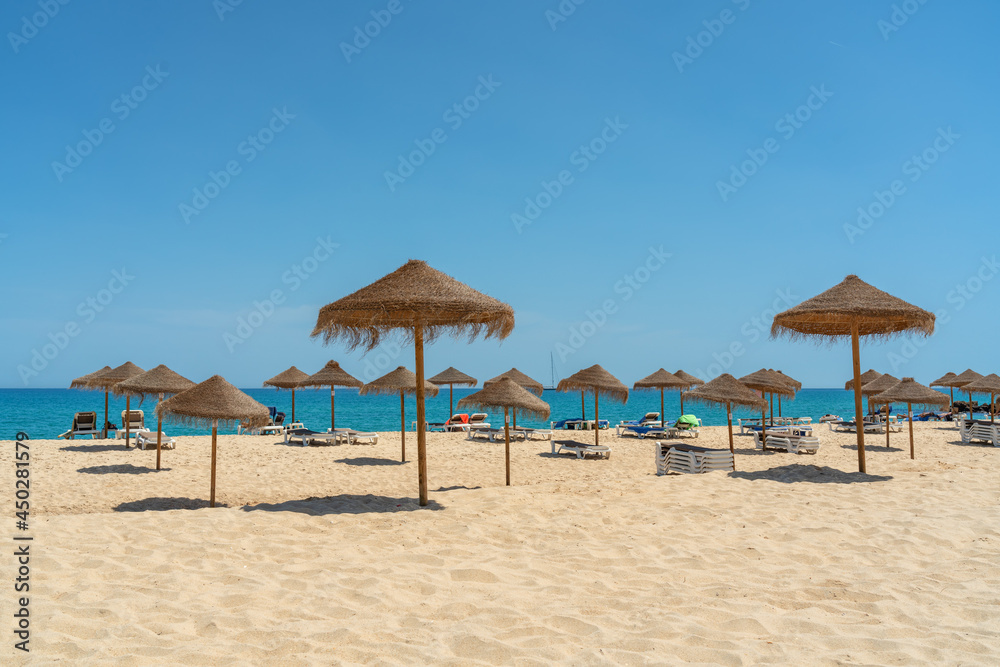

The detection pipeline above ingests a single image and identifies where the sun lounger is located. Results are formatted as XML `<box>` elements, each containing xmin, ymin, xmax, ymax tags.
<box><xmin>958</xmin><ymin>418</ymin><xmax>999</xmax><ymax>446</ymax></box>
<box><xmin>828</xmin><ymin>420</ymin><xmax>881</xmax><ymax>434</ymax></box>
<box><xmin>517</xmin><ymin>427</ymin><xmax>553</xmax><ymax>441</ymax></box>
<box><xmin>283</xmin><ymin>428</ymin><xmax>336</xmax><ymax>445</ymax></box>
<box><xmin>552</xmin><ymin>439</ymin><xmax>611</xmax><ymax>459</ymax></box>
<box><xmin>654</xmin><ymin>441</ymin><xmax>733</xmax><ymax>475</ymax></box>
<box><xmin>489</xmin><ymin>428</ymin><xmax>526</xmax><ymax>442</ymax></box>
<box><xmin>58</xmin><ymin>411</ymin><xmax>102</xmax><ymax>439</ymax></box>
<box><xmin>618</xmin><ymin>412</ymin><xmax>661</xmax><ymax>428</ymax></box>
<box><xmin>136</xmin><ymin>431</ymin><xmax>176</xmax><ymax>450</ymax></box>
<box><xmin>115</xmin><ymin>410</ymin><xmax>148</xmax><ymax>439</ymax></box>
<box><xmin>348</xmin><ymin>431</ymin><xmax>379</xmax><ymax>445</ymax></box>
<box><xmin>752</xmin><ymin>430</ymin><xmax>820</xmax><ymax>454</ymax></box>
<box><xmin>551</xmin><ymin>418</ymin><xmax>610</xmax><ymax>431</ymax></box>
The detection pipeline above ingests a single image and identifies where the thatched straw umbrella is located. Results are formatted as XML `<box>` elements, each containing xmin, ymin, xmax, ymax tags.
<box><xmin>83</xmin><ymin>362</ymin><xmax>146</xmax><ymax>446</ymax></box>
<box><xmin>633</xmin><ymin>369</ymin><xmax>687</xmax><ymax>427</ymax></box>
<box><xmin>738</xmin><ymin>369</ymin><xmax>796</xmax><ymax>449</ymax></box>
<box><xmin>949</xmin><ymin>369</ymin><xmax>985</xmax><ymax>422</ymax></box>
<box><xmin>775</xmin><ymin>370</ymin><xmax>801</xmax><ymax>417</ymax></box>
<box><xmin>870</xmin><ymin>378</ymin><xmax>949</xmax><ymax>459</ymax></box>
<box><xmin>930</xmin><ymin>372</ymin><xmax>959</xmax><ymax>408</ymax></box>
<box><xmin>484</xmin><ymin>368</ymin><xmax>544</xmax><ymax>429</ymax></box>
<box><xmin>263</xmin><ymin>366</ymin><xmax>309</xmax><ymax>424</ymax></box>
<box><xmin>298</xmin><ymin>361</ymin><xmax>362</xmax><ymax>431</ymax></box>
<box><xmin>313</xmin><ymin>260</ymin><xmax>513</xmax><ymax>506</ymax></box>
<box><xmin>360</xmin><ymin>366</ymin><xmax>440</xmax><ymax>463</ymax></box>
<box><xmin>772</xmin><ymin>275</ymin><xmax>934</xmax><ymax>473</ymax></box>
<box><xmin>860</xmin><ymin>373</ymin><xmax>900</xmax><ymax>449</ymax></box>
<box><xmin>70</xmin><ymin>365</ymin><xmax>112</xmax><ymax>437</ymax></box>
<box><xmin>682</xmin><ymin>374</ymin><xmax>766</xmax><ymax>467</ymax></box>
<box><xmin>458</xmin><ymin>378</ymin><xmax>550</xmax><ymax>486</ymax></box>
<box><xmin>116</xmin><ymin>365</ymin><xmax>195</xmax><ymax>470</ymax></box>
<box><xmin>963</xmin><ymin>373</ymin><xmax>1000</xmax><ymax>424</ymax></box>
<box><xmin>845</xmin><ymin>369</ymin><xmax>883</xmax><ymax>416</ymax></box>
<box><xmin>429</xmin><ymin>367</ymin><xmax>478</xmax><ymax>420</ymax></box>
<box><xmin>556</xmin><ymin>365</ymin><xmax>628</xmax><ymax>447</ymax></box>
<box><xmin>673</xmin><ymin>370</ymin><xmax>703</xmax><ymax>415</ymax></box>
<box><xmin>158</xmin><ymin>376</ymin><xmax>268</xmax><ymax>507</ymax></box>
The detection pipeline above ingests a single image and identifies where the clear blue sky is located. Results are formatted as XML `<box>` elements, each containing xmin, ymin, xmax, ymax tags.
<box><xmin>2</xmin><ymin>1</ymin><xmax>997</xmax><ymax>389</ymax></box>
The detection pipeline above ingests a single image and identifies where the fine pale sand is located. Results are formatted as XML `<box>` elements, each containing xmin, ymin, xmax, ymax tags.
<box><xmin>4</xmin><ymin>422</ymin><xmax>999</xmax><ymax>665</ymax></box>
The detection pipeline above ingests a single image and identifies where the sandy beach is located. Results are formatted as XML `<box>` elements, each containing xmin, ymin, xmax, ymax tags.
<box><xmin>4</xmin><ymin>422</ymin><xmax>998</xmax><ymax>665</ymax></box>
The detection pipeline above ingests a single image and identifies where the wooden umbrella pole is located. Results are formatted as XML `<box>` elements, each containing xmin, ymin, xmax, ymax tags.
<box><xmin>156</xmin><ymin>393</ymin><xmax>163</xmax><ymax>471</ymax></box>
<box><xmin>331</xmin><ymin>386</ymin><xmax>336</xmax><ymax>431</ymax></box>
<box><xmin>778</xmin><ymin>394</ymin><xmax>782</xmax><ymax>418</ymax></box>
<box><xmin>415</xmin><ymin>325</ymin><xmax>428</xmax><ymax>507</ymax></box>
<box><xmin>885</xmin><ymin>403</ymin><xmax>890</xmax><ymax>448</ymax></box>
<box><xmin>125</xmin><ymin>395</ymin><xmax>131</xmax><ymax>449</ymax></box>
<box><xmin>581</xmin><ymin>391</ymin><xmax>585</xmax><ymax>422</ymax></box>
<box><xmin>210</xmin><ymin>420</ymin><xmax>218</xmax><ymax>508</ymax></box>
<box><xmin>851</xmin><ymin>323</ymin><xmax>866</xmax><ymax>473</ymax></box>
<box><xmin>400</xmin><ymin>392</ymin><xmax>406</xmax><ymax>463</ymax></box>
<box><xmin>512</xmin><ymin>408</ymin><xmax>517</xmax><ymax>430</ymax></box>
<box><xmin>727</xmin><ymin>403</ymin><xmax>735</xmax><ymax>470</ymax></box>
<box><xmin>991</xmin><ymin>392</ymin><xmax>995</xmax><ymax>425</ymax></box>
<box><xmin>968</xmin><ymin>390</ymin><xmax>974</xmax><ymax>422</ymax></box>
<box><xmin>103</xmin><ymin>390</ymin><xmax>109</xmax><ymax>439</ymax></box>
<box><xmin>449</xmin><ymin>384</ymin><xmax>454</xmax><ymax>420</ymax></box>
<box><xmin>660</xmin><ymin>388</ymin><xmax>665</xmax><ymax>428</ymax></box>
<box><xmin>291</xmin><ymin>388</ymin><xmax>296</xmax><ymax>424</ymax></box>
<box><xmin>594</xmin><ymin>390</ymin><xmax>600</xmax><ymax>447</ymax></box>
<box><xmin>504</xmin><ymin>407</ymin><xmax>511</xmax><ymax>486</ymax></box>
<box><xmin>769</xmin><ymin>393</ymin><xmax>773</xmax><ymax>426</ymax></box>
<box><xmin>908</xmin><ymin>402</ymin><xmax>915</xmax><ymax>459</ymax></box>
<box><xmin>761</xmin><ymin>405</ymin><xmax>767</xmax><ymax>450</ymax></box>
<box><xmin>680</xmin><ymin>392</ymin><xmax>684</xmax><ymax>416</ymax></box>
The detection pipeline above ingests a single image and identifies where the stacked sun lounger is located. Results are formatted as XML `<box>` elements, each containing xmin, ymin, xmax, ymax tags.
<box><xmin>958</xmin><ymin>418</ymin><xmax>999</xmax><ymax>446</ymax></box>
<box><xmin>136</xmin><ymin>432</ymin><xmax>176</xmax><ymax>450</ymax></box>
<box><xmin>654</xmin><ymin>442</ymin><xmax>733</xmax><ymax>475</ymax></box>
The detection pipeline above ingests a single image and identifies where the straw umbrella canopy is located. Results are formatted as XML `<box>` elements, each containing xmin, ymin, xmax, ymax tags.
<box><xmin>360</xmin><ymin>366</ymin><xmax>440</xmax><ymax>463</ymax></box>
<box><xmin>673</xmin><ymin>370</ymin><xmax>703</xmax><ymax>414</ymax></box>
<box><xmin>930</xmin><ymin>371</ymin><xmax>959</xmax><ymax>408</ymax></box>
<box><xmin>84</xmin><ymin>362</ymin><xmax>146</xmax><ymax>445</ymax></box>
<box><xmin>682</xmin><ymin>374</ymin><xmax>766</xmax><ymax>466</ymax></box>
<box><xmin>861</xmin><ymin>373</ymin><xmax>900</xmax><ymax>449</ymax></box>
<box><xmin>845</xmin><ymin>369</ymin><xmax>883</xmax><ymax>416</ymax></box>
<box><xmin>115</xmin><ymin>365</ymin><xmax>195</xmax><ymax>470</ymax></box>
<box><xmin>298</xmin><ymin>361</ymin><xmax>363</xmax><ymax>431</ymax></box>
<box><xmin>633</xmin><ymin>369</ymin><xmax>688</xmax><ymax>427</ymax></box>
<box><xmin>772</xmin><ymin>275</ymin><xmax>934</xmax><ymax>473</ymax></box>
<box><xmin>458</xmin><ymin>378</ymin><xmax>551</xmax><ymax>486</ymax></box>
<box><xmin>429</xmin><ymin>367</ymin><xmax>478</xmax><ymax>420</ymax></box>
<box><xmin>70</xmin><ymin>365</ymin><xmax>112</xmax><ymax>437</ymax></box>
<box><xmin>556</xmin><ymin>365</ymin><xmax>628</xmax><ymax>447</ymax></box>
<box><xmin>484</xmin><ymin>368</ymin><xmax>544</xmax><ymax>429</ymax></box>
<box><xmin>775</xmin><ymin>370</ymin><xmax>802</xmax><ymax>417</ymax></box>
<box><xmin>738</xmin><ymin>369</ymin><xmax>796</xmax><ymax>449</ymax></box>
<box><xmin>312</xmin><ymin>260</ymin><xmax>513</xmax><ymax>506</ymax></box>
<box><xmin>263</xmin><ymin>366</ymin><xmax>309</xmax><ymax>424</ymax></box>
<box><xmin>963</xmin><ymin>373</ymin><xmax>1000</xmax><ymax>424</ymax></box>
<box><xmin>870</xmin><ymin>378</ymin><xmax>949</xmax><ymax>459</ymax></box>
<box><xmin>157</xmin><ymin>375</ymin><xmax>268</xmax><ymax>507</ymax></box>
<box><xmin>949</xmin><ymin>369</ymin><xmax>985</xmax><ymax>422</ymax></box>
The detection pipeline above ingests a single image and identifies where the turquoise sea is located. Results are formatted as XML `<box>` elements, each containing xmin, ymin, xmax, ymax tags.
<box><xmin>0</xmin><ymin>387</ymin><xmax>940</xmax><ymax>440</ymax></box>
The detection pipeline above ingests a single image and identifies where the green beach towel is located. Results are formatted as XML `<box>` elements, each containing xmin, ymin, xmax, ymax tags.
<box><xmin>675</xmin><ymin>414</ymin><xmax>699</xmax><ymax>429</ymax></box>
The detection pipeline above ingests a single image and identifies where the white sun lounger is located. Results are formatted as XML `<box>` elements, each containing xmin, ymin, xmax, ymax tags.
<box><xmin>654</xmin><ymin>441</ymin><xmax>733</xmax><ymax>475</ymax></box>
<box><xmin>58</xmin><ymin>411</ymin><xmax>102</xmax><ymax>440</ymax></box>
<box><xmin>958</xmin><ymin>418</ymin><xmax>999</xmax><ymax>446</ymax></box>
<box><xmin>517</xmin><ymin>427</ymin><xmax>553</xmax><ymax>441</ymax></box>
<box><xmin>348</xmin><ymin>432</ymin><xmax>379</xmax><ymax>445</ymax></box>
<box><xmin>752</xmin><ymin>431</ymin><xmax>820</xmax><ymax>455</ymax></box>
<box><xmin>136</xmin><ymin>431</ymin><xmax>176</xmax><ymax>450</ymax></box>
<box><xmin>552</xmin><ymin>440</ymin><xmax>611</xmax><ymax>459</ymax></box>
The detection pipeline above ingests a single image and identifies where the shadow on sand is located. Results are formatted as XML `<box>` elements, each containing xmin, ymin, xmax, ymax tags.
<box><xmin>243</xmin><ymin>494</ymin><xmax>444</xmax><ymax>515</ymax></box>
<box><xmin>61</xmin><ymin>443</ymin><xmax>131</xmax><ymax>453</ymax></box>
<box><xmin>334</xmin><ymin>457</ymin><xmax>405</xmax><ymax>466</ymax></box>
<box><xmin>729</xmin><ymin>464</ymin><xmax>892</xmax><ymax>484</ymax></box>
<box><xmin>78</xmin><ymin>463</ymin><xmax>164</xmax><ymax>475</ymax></box>
<box><xmin>115</xmin><ymin>497</ymin><xmax>218</xmax><ymax>512</ymax></box>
